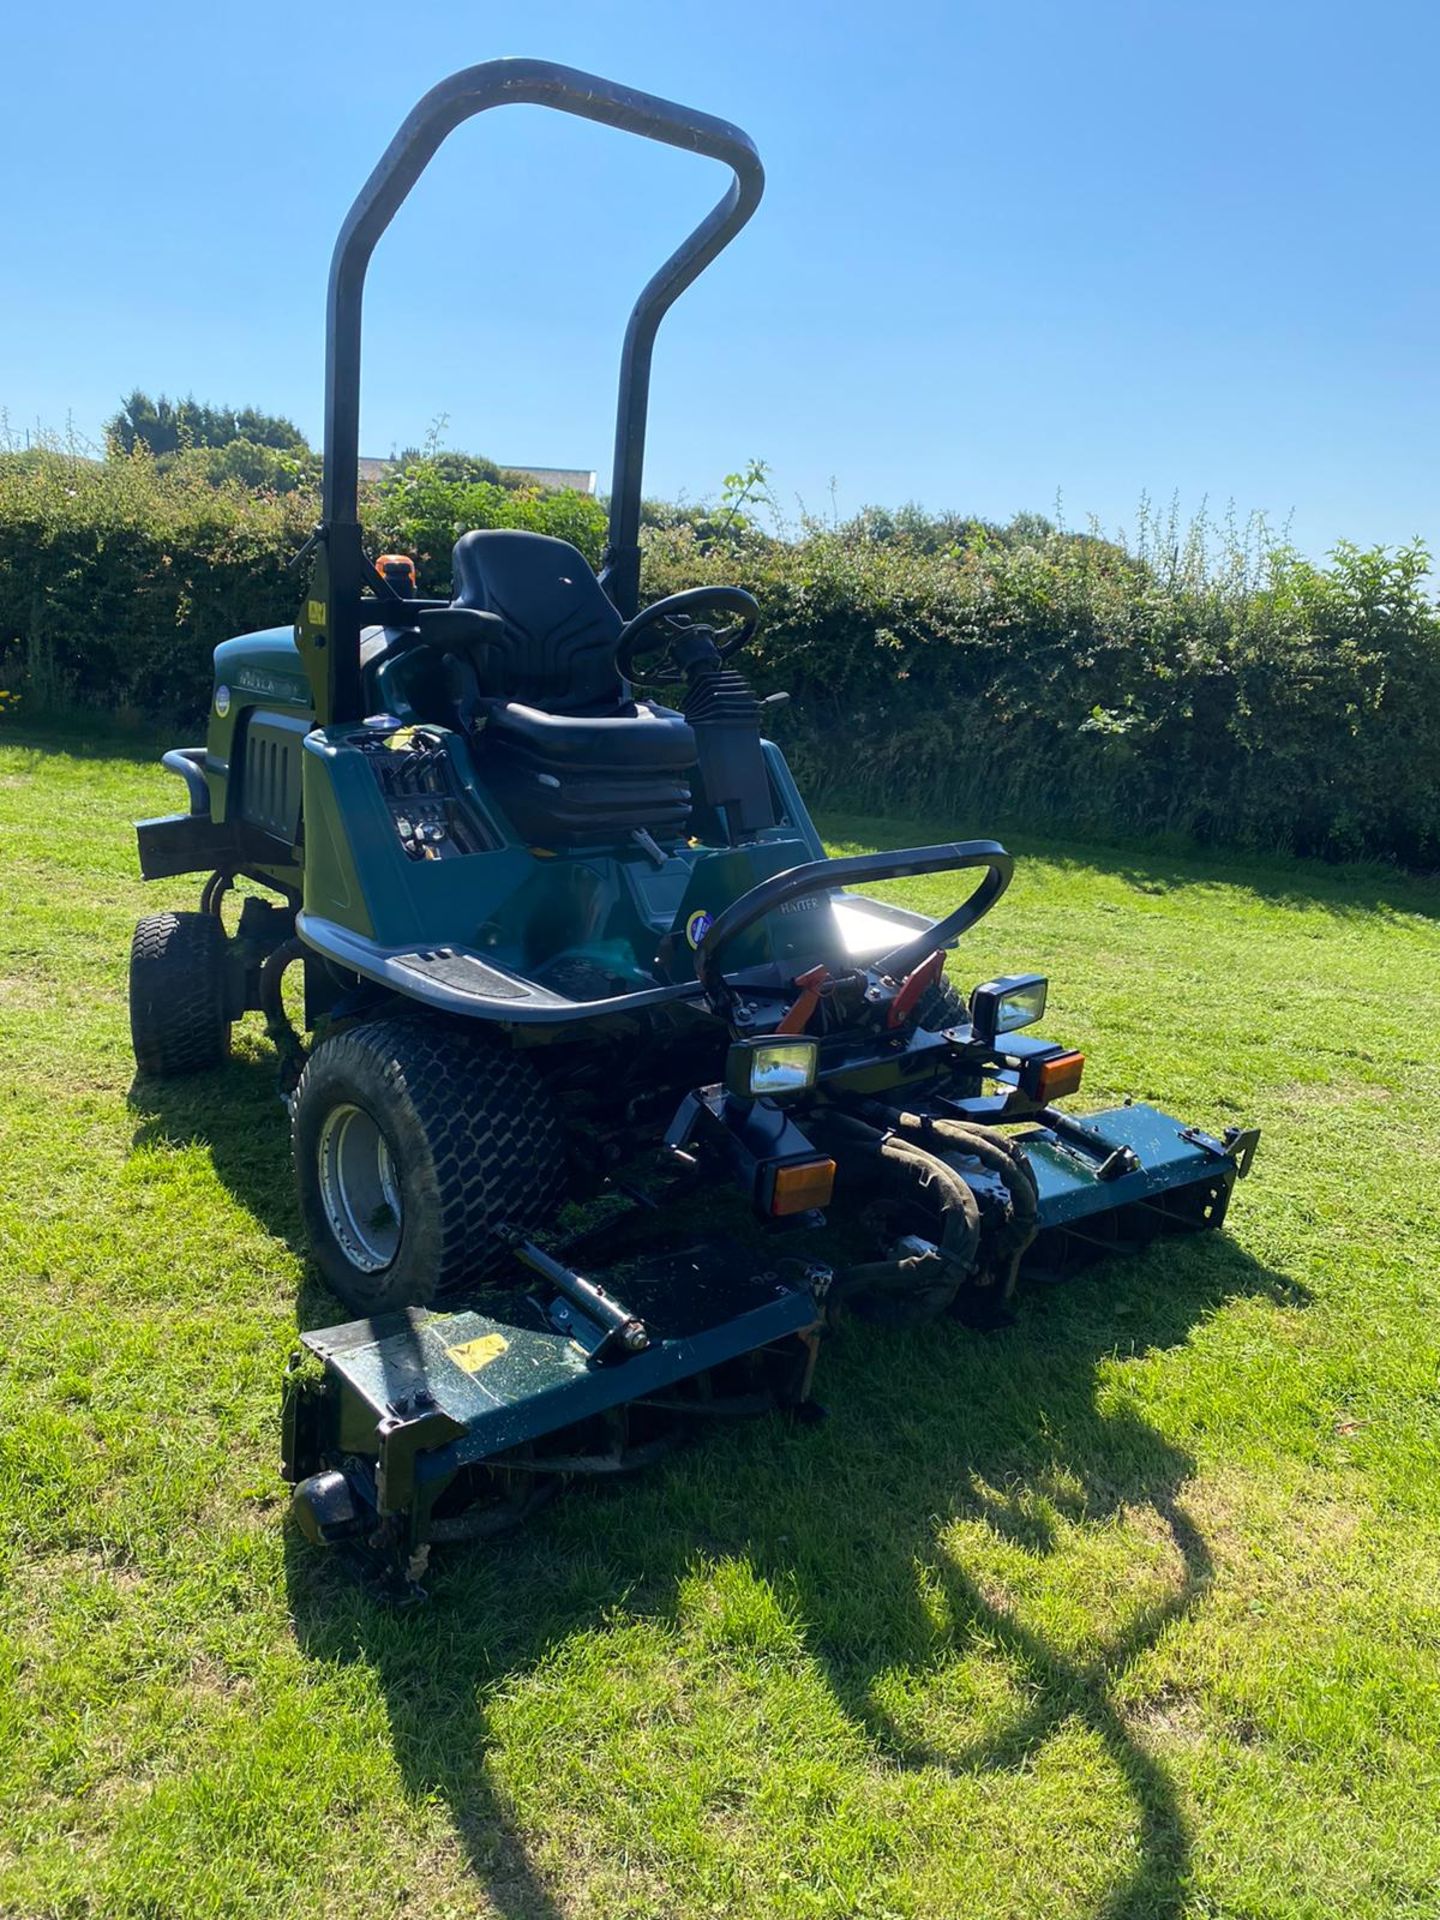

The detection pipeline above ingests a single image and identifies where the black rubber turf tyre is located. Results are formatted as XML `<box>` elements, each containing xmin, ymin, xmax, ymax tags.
<box><xmin>129</xmin><ymin>911</ymin><xmax>232</xmax><ymax>1076</ymax></box>
<box><xmin>914</xmin><ymin>976</ymin><xmax>985</xmax><ymax>1098</ymax></box>
<box><xmin>291</xmin><ymin>1017</ymin><xmax>569</xmax><ymax>1316</ymax></box>
<box><xmin>915</xmin><ymin>976</ymin><xmax>968</xmax><ymax>1032</ymax></box>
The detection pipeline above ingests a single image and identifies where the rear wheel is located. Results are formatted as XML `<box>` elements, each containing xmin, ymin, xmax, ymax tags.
<box><xmin>291</xmin><ymin>1017</ymin><xmax>568</xmax><ymax>1315</ymax></box>
<box><xmin>915</xmin><ymin>976</ymin><xmax>984</xmax><ymax>1099</ymax></box>
<box><xmin>129</xmin><ymin>910</ymin><xmax>232</xmax><ymax>1076</ymax></box>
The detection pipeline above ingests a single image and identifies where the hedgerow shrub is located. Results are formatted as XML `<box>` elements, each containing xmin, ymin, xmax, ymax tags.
<box><xmin>368</xmin><ymin>459</ymin><xmax>607</xmax><ymax>587</ymax></box>
<box><xmin>0</xmin><ymin>449</ymin><xmax>606</xmax><ymax>716</ymax></box>
<box><xmin>0</xmin><ymin>448</ymin><xmax>313</xmax><ymax>716</ymax></box>
<box><xmin>2</xmin><ymin>449</ymin><xmax>1437</xmax><ymax>864</ymax></box>
<box><xmin>644</xmin><ymin>515</ymin><xmax>1440</xmax><ymax>863</ymax></box>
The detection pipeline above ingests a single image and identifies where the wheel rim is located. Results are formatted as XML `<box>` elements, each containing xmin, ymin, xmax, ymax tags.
<box><xmin>317</xmin><ymin>1102</ymin><xmax>402</xmax><ymax>1272</ymax></box>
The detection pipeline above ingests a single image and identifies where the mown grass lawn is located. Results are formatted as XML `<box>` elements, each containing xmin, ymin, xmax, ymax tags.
<box><xmin>1</xmin><ymin>718</ymin><xmax>1438</xmax><ymax>1920</ymax></box>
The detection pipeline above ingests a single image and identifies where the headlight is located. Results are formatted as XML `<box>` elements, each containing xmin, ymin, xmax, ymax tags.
<box><xmin>969</xmin><ymin>973</ymin><xmax>1049</xmax><ymax>1045</ymax></box>
<box><xmin>725</xmin><ymin>1036</ymin><xmax>819</xmax><ymax>1101</ymax></box>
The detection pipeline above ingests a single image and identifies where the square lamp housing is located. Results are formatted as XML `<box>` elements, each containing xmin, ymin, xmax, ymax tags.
<box><xmin>725</xmin><ymin>1036</ymin><xmax>819</xmax><ymax>1102</ymax></box>
<box><xmin>969</xmin><ymin>973</ymin><xmax>1049</xmax><ymax>1047</ymax></box>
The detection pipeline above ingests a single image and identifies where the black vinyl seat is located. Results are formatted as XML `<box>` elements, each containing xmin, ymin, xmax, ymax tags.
<box><xmin>484</xmin><ymin>700</ymin><xmax>698</xmax><ymax>769</ymax></box>
<box><xmin>451</xmin><ymin>527</ymin><xmax>627</xmax><ymax>714</ymax></box>
<box><xmin>448</xmin><ymin>529</ymin><xmax>696</xmax><ymax>845</ymax></box>
<box><xmin>479</xmin><ymin>700</ymin><xmax>694</xmax><ymax>842</ymax></box>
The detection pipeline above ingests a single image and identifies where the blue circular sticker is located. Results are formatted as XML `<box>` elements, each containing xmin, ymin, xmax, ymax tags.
<box><xmin>685</xmin><ymin>909</ymin><xmax>714</xmax><ymax>949</ymax></box>
<box><xmin>214</xmin><ymin>684</ymin><xmax>231</xmax><ymax>717</ymax></box>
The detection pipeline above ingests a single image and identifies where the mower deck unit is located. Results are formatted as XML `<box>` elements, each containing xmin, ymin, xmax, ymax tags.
<box><xmin>129</xmin><ymin>58</ymin><xmax>1259</xmax><ymax>1595</ymax></box>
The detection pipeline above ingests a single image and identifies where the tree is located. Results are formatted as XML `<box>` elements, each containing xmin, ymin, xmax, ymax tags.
<box><xmin>106</xmin><ymin>389</ymin><xmax>310</xmax><ymax>458</ymax></box>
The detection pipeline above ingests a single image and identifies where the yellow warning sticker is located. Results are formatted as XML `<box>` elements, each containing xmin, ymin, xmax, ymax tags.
<box><xmin>447</xmin><ymin>1333</ymin><xmax>509</xmax><ymax>1374</ymax></box>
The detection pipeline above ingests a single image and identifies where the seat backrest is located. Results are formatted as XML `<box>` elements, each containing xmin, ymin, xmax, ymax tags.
<box><xmin>450</xmin><ymin>529</ymin><xmax>625</xmax><ymax>715</ymax></box>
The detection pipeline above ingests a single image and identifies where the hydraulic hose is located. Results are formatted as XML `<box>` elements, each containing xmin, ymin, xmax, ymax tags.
<box><xmin>201</xmin><ymin>869</ymin><xmax>234</xmax><ymax>917</ymax></box>
<box><xmin>260</xmin><ymin>937</ymin><xmax>309</xmax><ymax>1092</ymax></box>
<box><xmin>862</xmin><ymin>1104</ymin><xmax>1041</xmax><ymax>1303</ymax></box>
<box><xmin>816</xmin><ymin>1111</ymin><xmax>982</xmax><ymax>1322</ymax></box>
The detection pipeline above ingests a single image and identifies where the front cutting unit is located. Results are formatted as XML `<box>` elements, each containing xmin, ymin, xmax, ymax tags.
<box><xmin>128</xmin><ymin>58</ymin><xmax>1259</xmax><ymax>1594</ymax></box>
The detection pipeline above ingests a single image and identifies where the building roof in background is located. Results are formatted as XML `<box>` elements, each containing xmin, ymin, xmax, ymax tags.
<box><xmin>357</xmin><ymin>458</ymin><xmax>596</xmax><ymax>495</ymax></box>
<box><xmin>505</xmin><ymin>466</ymin><xmax>597</xmax><ymax>495</ymax></box>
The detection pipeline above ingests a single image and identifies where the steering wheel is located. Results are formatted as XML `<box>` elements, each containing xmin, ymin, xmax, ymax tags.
<box><xmin>615</xmin><ymin>586</ymin><xmax>760</xmax><ymax>682</ymax></box>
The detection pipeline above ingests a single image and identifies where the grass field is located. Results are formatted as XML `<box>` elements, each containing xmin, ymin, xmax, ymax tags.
<box><xmin>1</xmin><ymin>719</ymin><xmax>1439</xmax><ymax>1920</ymax></box>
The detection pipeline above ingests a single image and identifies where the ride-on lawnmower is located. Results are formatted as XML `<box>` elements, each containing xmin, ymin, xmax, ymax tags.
<box><xmin>129</xmin><ymin>59</ymin><xmax>1258</xmax><ymax>1595</ymax></box>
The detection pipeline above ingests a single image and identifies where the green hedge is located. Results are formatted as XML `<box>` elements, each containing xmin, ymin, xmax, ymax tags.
<box><xmin>0</xmin><ymin>450</ymin><xmax>607</xmax><ymax>719</ymax></box>
<box><xmin>3</xmin><ymin>449</ymin><xmax>1438</xmax><ymax>865</ymax></box>
<box><xmin>643</xmin><ymin>522</ymin><xmax>1440</xmax><ymax>865</ymax></box>
<box><xmin>0</xmin><ymin>451</ymin><xmax>312</xmax><ymax>717</ymax></box>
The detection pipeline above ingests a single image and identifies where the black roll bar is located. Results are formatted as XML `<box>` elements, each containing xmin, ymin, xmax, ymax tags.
<box><xmin>693</xmin><ymin>842</ymin><xmax>1015</xmax><ymax>999</ymax></box>
<box><xmin>313</xmin><ymin>58</ymin><xmax>764</xmax><ymax>723</ymax></box>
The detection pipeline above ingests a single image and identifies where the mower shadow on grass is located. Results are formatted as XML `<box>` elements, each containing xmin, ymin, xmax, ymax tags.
<box><xmin>283</xmin><ymin>1233</ymin><xmax>1303</xmax><ymax>1920</ymax></box>
<box><xmin>125</xmin><ymin>1026</ymin><xmax>1305</xmax><ymax>1917</ymax></box>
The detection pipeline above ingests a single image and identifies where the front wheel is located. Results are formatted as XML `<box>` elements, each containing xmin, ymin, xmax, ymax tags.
<box><xmin>290</xmin><ymin>1018</ymin><xmax>568</xmax><ymax>1316</ymax></box>
<box><xmin>129</xmin><ymin>910</ymin><xmax>232</xmax><ymax>1076</ymax></box>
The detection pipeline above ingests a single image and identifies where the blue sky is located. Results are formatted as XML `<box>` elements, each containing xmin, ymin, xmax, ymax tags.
<box><xmin>4</xmin><ymin>0</ymin><xmax>1437</xmax><ymax>558</ymax></box>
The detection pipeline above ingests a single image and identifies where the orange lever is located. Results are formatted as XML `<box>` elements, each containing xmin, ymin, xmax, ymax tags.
<box><xmin>777</xmin><ymin>962</ymin><xmax>831</xmax><ymax>1036</ymax></box>
<box><xmin>886</xmin><ymin>950</ymin><xmax>946</xmax><ymax>1029</ymax></box>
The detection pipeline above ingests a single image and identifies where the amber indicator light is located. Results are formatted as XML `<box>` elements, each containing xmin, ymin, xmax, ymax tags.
<box><xmin>1034</xmin><ymin>1051</ymin><xmax>1085</xmax><ymax>1101</ymax></box>
<box><xmin>766</xmin><ymin>1158</ymin><xmax>837</xmax><ymax>1217</ymax></box>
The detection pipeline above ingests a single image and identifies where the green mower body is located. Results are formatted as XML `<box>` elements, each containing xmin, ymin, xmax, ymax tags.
<box><xmin>128</xmin><ymin>58</ymin><xmax>1259</xmax><ymax>1597</ymax></box>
